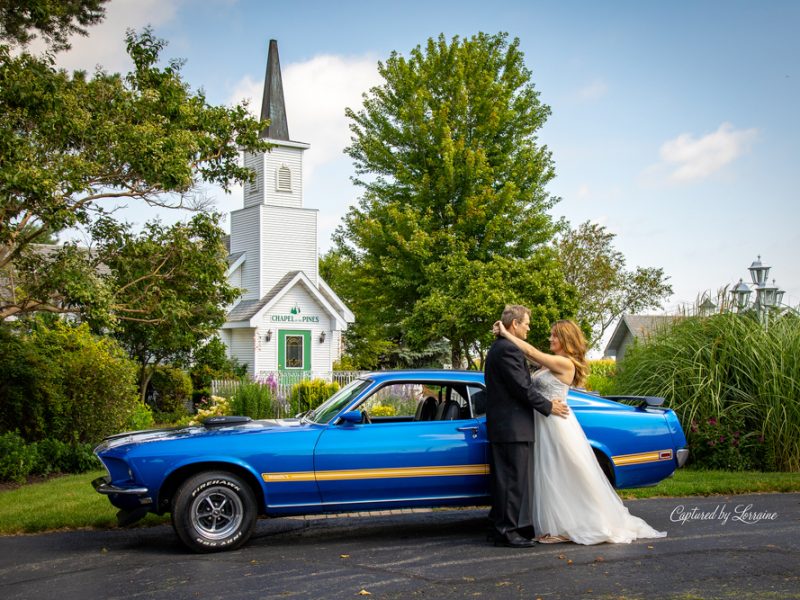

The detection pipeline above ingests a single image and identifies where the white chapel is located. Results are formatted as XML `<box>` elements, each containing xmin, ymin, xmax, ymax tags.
<box><xmin>219</xmin><ymin>40</ymin><xmax>354</xmax><ymax>376</ymax></box>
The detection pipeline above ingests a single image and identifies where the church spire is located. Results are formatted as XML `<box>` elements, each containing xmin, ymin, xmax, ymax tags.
<box><xmin>260</xmin><ymin>39</ymin><xmax>289</xmax><ymax>140</ymax></box>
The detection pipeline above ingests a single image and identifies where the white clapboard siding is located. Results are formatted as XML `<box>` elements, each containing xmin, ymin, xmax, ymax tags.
<box><xmin>229</xmin><ymin>205</ymin><xmax>261</xmax><ymax>301</ymax></box>
<box><xmin>263</xmin><ymin>145</ymin><xmax>303</xmax><ymax>208</ymax></box>
<box><xmin>261</xmin><ymin>205</ymin><xmax>318</xmax><ymax>293</ymax></box>
<box><xmin>242</xmin><ymin>151</ymin><xmax>265</xmax><ymax>209</ymax></box>
<box><xmin>229</xmin><ymin>328</ymin><xmax>257</xmax><ymax>376</ymax></box>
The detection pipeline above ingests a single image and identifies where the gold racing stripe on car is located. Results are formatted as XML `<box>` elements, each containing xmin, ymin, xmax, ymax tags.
<box><xmin>262</xmin><ymin>464</ymin><xmax>490</xmax><ymax>483</ymax></box>
<box><xmin>612</xmin><ymin>449</ymin><xmax>673</xmax><ymax>466</ymax></box>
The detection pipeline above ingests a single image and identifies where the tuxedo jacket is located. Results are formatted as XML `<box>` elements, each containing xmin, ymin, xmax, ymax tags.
<box><xmin>484</xmin><ymin>337</ymin><xmax>553</xmax><ymax>443</ymax></box>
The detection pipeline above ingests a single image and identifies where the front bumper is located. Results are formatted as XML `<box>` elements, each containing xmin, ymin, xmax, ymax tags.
<box><xmin>92</xmin><ymin>476</ymin><xmax>154</xmax><ymax>526</ymax></box>
<box><xmin>676</xmin><ymin>448</ymin><xmax>690</xmax><ymax>468</ymax></box>
<box><xmin>92</xmin><ymin>476</ymin><xmax>149</xmax><ymax>496</ymax></box>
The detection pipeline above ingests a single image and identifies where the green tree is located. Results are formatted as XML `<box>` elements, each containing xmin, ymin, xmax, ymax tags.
<box><xmin>95</xmin><ymin>213</ymin><xmax>239</xmax><ymax>400</ymax></box>
<box><xmin>555</xmin><ymin>221</ymin><xmax>672</xmax><ymax>348</ymax></box>
<box><xmin>0</xmin><ymin>320</ymin><xmax>141</xmax><ymax>444</ymax></box>
<box><xmin>0</xmin><ymin>0</ymin><xmax>107</xmax><ymax>51</ymax></box>
<box><xmin>0</xmin><ymin>27</ymin><xmax>268</xmax><ymax>324</ymax></box>
<box><xmin>336</xmin><ymin>32</ymin><xmax>574</xmax><ymax>366</ymax></box>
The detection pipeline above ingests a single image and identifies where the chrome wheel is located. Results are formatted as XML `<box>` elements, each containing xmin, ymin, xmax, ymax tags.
<box><xmin>172</xmin><ymin>471</ymin><xmax>257</xmax><ymax>553</ymax></box>
<box><xmin>190</xmin><ymin>486</ymin><xmax>244</xmax><ymax>540</ymax></box>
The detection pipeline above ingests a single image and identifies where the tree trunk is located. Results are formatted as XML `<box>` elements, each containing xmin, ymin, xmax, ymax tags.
<box><xmin>138</xmin><ymin>362</ymin><xmax>153</xmax><ymax>404</ymax></box>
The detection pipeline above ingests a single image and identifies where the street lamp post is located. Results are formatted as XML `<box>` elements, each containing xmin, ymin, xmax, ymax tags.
<box><xmin>730</xmin><ymin>256</ymin><xmax>792</xmax><ymax>323</ymax></box>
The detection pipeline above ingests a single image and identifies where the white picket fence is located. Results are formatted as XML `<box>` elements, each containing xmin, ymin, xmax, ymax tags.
<box><xmin>211</xmin><ymin>370</ymin><xmax>365</xmax><ymax>412</ymax></box>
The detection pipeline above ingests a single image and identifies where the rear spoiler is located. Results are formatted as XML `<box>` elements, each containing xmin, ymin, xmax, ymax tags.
<box><xmin>603</xmin><ymin>395</ymin><xmax>665</xmax><ymax>409</ymax></box>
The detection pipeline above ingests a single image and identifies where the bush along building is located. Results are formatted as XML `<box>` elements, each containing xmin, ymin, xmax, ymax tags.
<box><xmin>220</xmin><ymin>40</ymin><xmax>354</xmax><ymax>377</ymax></box>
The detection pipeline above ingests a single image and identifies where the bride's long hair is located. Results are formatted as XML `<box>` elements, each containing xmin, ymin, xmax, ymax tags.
<box><xmin>552</xmin><ymin>320</ymin><xmax>588</xmax><ymax>388</ymax></box>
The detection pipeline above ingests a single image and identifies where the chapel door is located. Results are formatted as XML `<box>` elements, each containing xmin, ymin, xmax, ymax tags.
<box><xmin>278</xmin><ymin>329</ymin><xmax>311</xmax><ymax>374</ymax></box>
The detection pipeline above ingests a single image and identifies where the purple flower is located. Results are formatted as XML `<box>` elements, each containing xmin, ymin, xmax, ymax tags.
<box><xmin>707</xmin><ymin>417</ymin><xmax>717</xmax><ymax>426</ymax></box>
<box><xmin>708</xmin><ymin>440</ymin><xmax>717</xmax><ymax>447</ymax></box>
<box><xmin>719</xmin><ymin>436</ymin><xmax>726</xmax><ymax>443</ymax></box>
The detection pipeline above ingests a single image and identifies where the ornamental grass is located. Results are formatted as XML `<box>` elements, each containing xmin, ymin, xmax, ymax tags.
<box><xmin>615</xmin><ymin>312</ymin><xmax>800</xmax><ymax>472</ymax></box>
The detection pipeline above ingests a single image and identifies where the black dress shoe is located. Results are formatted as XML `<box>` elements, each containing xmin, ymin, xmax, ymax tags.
<box><xmin>494</xmin><ymin>531</ymin><xmax>538</xmax><ymax>548</ymax></box>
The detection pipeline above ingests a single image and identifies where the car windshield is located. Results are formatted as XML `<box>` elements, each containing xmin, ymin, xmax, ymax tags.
<box><xmin>307</xmin><ymin>378</ymin><xmax>372</xmax><ymax>424</ymax></box>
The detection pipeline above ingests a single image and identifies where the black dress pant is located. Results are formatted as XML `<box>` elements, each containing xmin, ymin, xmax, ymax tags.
<box><xmin>489</xmin><ymin>441</ymin><xmax>535</xmax><ymax>537</ymax></box>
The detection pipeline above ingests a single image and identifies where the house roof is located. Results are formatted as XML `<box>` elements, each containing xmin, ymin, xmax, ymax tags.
<box><xmin>224</xmin><ymin>270</ymin><xmax>352</xmax><ymax>330</ymax></box>
<box><xmin>226</xmin><ymin>271</ymin><xmax>299</xmax><ymax>322</ymax></box>
<box><xmin>604</xmin><ymin>314</ymin><xmax>677</xmax><ymax>357</ymax></box>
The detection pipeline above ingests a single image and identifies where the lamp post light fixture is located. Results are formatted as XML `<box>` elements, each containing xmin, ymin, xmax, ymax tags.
<box><xmin>698</xmin><ymin>295</ymin><xmax>717</xmax><ymax>316</ymax></box>
<box><xmin>730</xmin><ymin>256</ymin><xmax>792</xmax><ymax>322</ymax></box>
<box><xmin>748</xmin><ymin>255</ymin><xmax>771</xmax><ymax>287</ymax></box>
<box><xmin>730</xmin><ymin>278</ymin><xmax>753</xmax><ymax>311</ymax></box>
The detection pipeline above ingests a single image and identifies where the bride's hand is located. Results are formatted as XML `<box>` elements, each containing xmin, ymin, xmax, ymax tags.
<box><xmin>492</xmin><ymin>320</ymin><xmax>509</xmax><ymax>338</ymax></box>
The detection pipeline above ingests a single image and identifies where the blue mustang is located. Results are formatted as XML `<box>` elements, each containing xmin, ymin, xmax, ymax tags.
<box><xmin>93</xmin><ymin>370</ymin><xmax>688</xmax><ymax>552</ymax></box>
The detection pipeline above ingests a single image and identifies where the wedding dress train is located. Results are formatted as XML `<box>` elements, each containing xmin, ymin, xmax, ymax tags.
<box><xmin>531</xmin><ymin>369</ymin><xmax>667</xmax><ymax>545</ymax></box>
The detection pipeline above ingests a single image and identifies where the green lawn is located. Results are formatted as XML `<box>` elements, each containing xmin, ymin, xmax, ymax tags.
<box><xmin>0</xmin><ymin>469</ymin><xmax>798</xmax><ymax>536</ymax></box>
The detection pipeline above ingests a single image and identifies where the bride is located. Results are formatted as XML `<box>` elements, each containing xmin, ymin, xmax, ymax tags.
<box><xmin>493</xmin><ymin>319</ymin><xmax>666</xmax><ymax>545</ymax></box>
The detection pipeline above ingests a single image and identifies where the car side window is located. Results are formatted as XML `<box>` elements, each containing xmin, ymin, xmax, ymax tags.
<box><xmin>468</xmin><ymin>385</ymin><xmax>487</xmax><ymax>417</ymax></box>
<box><xmin>360</xmin><ymin>383</ymin><xmax>423</xmax><ymax>420</ymax></box>
<box><xmin>357</xmin><ymin>382</ymin><xmax>478</xmax><ymax>422</ymax></box>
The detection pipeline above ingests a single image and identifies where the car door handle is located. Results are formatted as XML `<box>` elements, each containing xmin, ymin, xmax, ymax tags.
<box><xmin>457</xmin><ymin>426</ymin><xmax>479</xmax><ymax>439</ymax></box>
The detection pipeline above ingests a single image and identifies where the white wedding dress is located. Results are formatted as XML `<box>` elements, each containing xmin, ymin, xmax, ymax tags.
<box><xmin>532</xmin><ymin>369</ymin><xmax>667</xmax><ymax>544</ymax></box>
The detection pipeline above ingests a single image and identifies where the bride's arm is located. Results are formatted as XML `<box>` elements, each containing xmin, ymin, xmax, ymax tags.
<box><xmin>493</xmin><ymin>321</ymin><xmax>574</xmax><ymax>379</ymax></box>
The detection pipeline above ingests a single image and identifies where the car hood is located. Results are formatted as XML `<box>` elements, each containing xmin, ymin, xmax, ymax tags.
<box><xmin>95</xmin><ymin>418</ymin><xmax>309</xmax><ymax>453</ymax></box>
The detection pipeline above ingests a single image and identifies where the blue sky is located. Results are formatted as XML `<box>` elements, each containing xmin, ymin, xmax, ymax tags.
<box><xmin>43</xmin><ymin>0</ymin><xmax>800</xmax><ymax>325</ymax></box>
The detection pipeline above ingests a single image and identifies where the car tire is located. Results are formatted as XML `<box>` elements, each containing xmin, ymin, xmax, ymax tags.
<box><xmin>171</xmin><ymin>471</ymin><xmax>257</xmax><ymax>553</ymax></box>
<box><xmin>593</xmin><ymin>450</ymin><xmax>615</xmax><ymax>486</ymax></box>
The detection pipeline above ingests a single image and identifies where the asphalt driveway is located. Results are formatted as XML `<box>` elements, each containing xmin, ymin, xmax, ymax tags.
<box><xmin>1</xmin><ymin>493</ymin><xmax>798</xmax><ymax>599</ymax></box>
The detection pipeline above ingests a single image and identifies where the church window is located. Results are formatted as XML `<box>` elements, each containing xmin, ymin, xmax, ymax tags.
<box><xmin>276</xmin><ymin>165</ymin><xmax>292</xmax><ymax>192</ymax></box>
<box><xmin>286</xmin><ymin>335</ymin><xmax>304</xmax><ymax>368</ymax></box>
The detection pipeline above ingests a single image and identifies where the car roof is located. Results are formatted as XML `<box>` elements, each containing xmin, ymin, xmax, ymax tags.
<box><xmin>361</xmin><ymin>370</ymin><xmax>484</xmax><ymax>385</ymax></box>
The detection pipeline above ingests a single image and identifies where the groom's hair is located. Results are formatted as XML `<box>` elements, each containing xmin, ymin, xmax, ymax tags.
<box><xmin>501</xmin><ymin>304</ymin><xmax>530</xmax><ymax>328</ymax></box>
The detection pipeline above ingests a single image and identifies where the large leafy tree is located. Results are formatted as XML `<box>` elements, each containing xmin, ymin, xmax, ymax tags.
<box><xmin>335</xmin><ymin>32</ymin><xmax>576</xmax><ymax>366</ymax></box>
<box><xmin>0</xmin><ymin>0</ymin><xmax>107</xmax><ymax>51</ymax></box>
<box><xmin>0</xmin><ymin>24</ymin><xmax>268</xmax><ymax>324</ymax></box>
<box><xmin>92</xmin><ymin>213</ymin><xmax>239</xmax><ymax>399</ymax></box>
<box><xmin>555</xmin><ymin>221</ymin><xmax>673</xmax><ymax>348</ymax></box>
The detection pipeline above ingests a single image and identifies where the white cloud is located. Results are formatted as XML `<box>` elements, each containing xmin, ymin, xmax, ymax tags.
<box><xmin>576</xmin><ymin>79</ymin><xmax>608</xmax><ymax>102</ymax></box>
<box><xmin>228</xmin><ymin>53</ymin><xmax>381</xmax><ymax>178</ymax></box>
<box><xmin>27</xmin><ymin>0</ymin><xmax>182</xmax><ymax>72</ymax></box>
<box><xmin>657</xmin><ymin>122</ymin><xmax>758</xmax><ymax>183</ymax></box>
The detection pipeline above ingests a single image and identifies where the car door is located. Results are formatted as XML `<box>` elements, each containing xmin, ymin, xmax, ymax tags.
<box><xmin>313</xmin><ymin>380</ymin><xmax>489</xmax><ymax>507</ymax></box>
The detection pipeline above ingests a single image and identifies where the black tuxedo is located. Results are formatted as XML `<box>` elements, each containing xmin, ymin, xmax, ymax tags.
<box><xmin>484</xmin><ymin>337</ymin><xmax>553</xmax><ymax>538</ymax></box>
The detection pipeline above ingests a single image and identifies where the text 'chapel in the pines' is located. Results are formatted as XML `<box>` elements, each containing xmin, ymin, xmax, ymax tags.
<box><xmin>219</xmin><ymin>39</ymin><xmax>354</xmax><ymax>376</ymax></box>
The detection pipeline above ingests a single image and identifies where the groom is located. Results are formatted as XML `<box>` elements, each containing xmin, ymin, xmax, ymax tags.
<box><xmin>485</xmin><ymin>304</ymin><xmax>570</xmax><ymax>547</ymax></box>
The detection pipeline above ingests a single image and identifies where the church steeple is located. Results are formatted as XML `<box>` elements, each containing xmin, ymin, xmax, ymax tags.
<box><xmin>260</xmin><ymin>39</ymin><xmax>289</xmax><ymax>140</ymax></box>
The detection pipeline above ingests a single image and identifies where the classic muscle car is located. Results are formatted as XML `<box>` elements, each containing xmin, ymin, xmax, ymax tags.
<box><xmin>93</xmin><ymin>370</ymin><xmax>688</xmax><ymax>552</ymax></box>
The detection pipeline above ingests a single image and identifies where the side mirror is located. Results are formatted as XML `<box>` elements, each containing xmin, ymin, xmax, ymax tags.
<box><xmin>338</xmin><ymin>410</ymin><xmax>363</xmax><ymax>425</ymax></box>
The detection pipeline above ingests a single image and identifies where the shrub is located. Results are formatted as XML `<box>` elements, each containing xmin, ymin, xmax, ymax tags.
<box><xmin>126</xmin><ymin>402</ymin><xmax>155</xmax><ymax>431</ymax></box>
<box><xmin>289</xmin><ymin>379</ymin><xmax>340</xmax><ymax>416</ymax></box>
<box><xmin>0</xmin><ymin>432</ymin><xmax>38</xmax><ymax>483</ymax></box>
<box><xmin>190</xmin><ymin>396</ymin><xmax>232</xmax><ymax>425</ymax></box>
<box><xmin>230</xmin><ymin>380</ymin><xmax>276</xmax><ymax>420</ymax></box>
<box><xmin>0</xmin><ymin>434</ymin><xmax>101</xmax><ymax>483</ymax></box>
<box><xmin>148</xmin><ymin>366</ymin><xmax>192</xmax><ymax>415</ymax></box>
<box><xmin>190</xmin><ymin>337</ymin><xmax>247</xmax><ymax>398</ymax></box>
<box><xmin>369</xmin><ymin>403</ymin><xmax>397</xmax><ymax>417</ymax></box>
<box><xmin>616</xmin><ymin>313</ymin><xmax>800</xmax><ymax>471</ymax></box>
<box><xmin>0</xmin><ymin>322</ymin><xmax>142</xmax><ymax>445</ymax></box>
<box><xmin>585</xmin><ymin>359</ymin><xmax>617</xmax><ymax>395</ymax></box>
